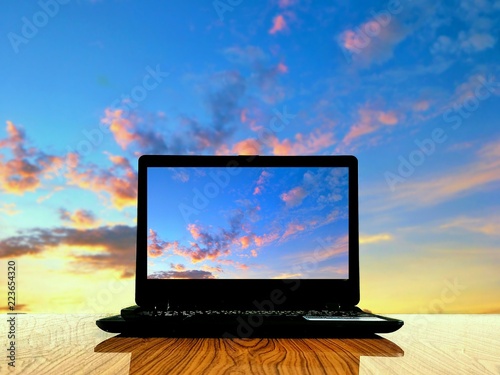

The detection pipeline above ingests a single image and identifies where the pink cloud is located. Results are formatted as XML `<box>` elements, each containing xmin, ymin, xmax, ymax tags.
<box><xmin>170</xmin><ymin>263</ymin><xmax>186</xmax><ymax>271</ymax></box>
<box><xmin>269</xmin><ymin>14</ymin><xmax>287</xmax><ymax>35</ymax></box>
<box><xmin>102</xmin><ymin>109</ymin><xmax>140</xmax><ymax>150</ymax></box>
<box><xmin>413</xmin><ymin>100</ymin><xmax>430</xmax><ymax>112</ymax></box>
<box><xmin>173</xmin><ymin>217</ymin><xmax>246</xmax><ymax>263</ymax></box>
<box><xmin>216</xmin><ymin>138</ymin><xmax>262</xmax><ymax>155</ymax></box>
<box><xmin>278</xmin><ymin>0</ymin><xmax>296</xmax><ymax>8</ymax></box>
<box><xmin>377</xmin><ymin>111</ymin><xmax>398</xmax><ymax>125</ymax></box>
<box><xmin>340</xmin><ymin>19</ymin><xmax>408</xmax><ymax>66</ymax></box>
<box><xmin>187</xmin><ymin>223</ymin><xmax>201</xmax><ymax>240</ymax></box>
<box><xmin>440</xmin><ymin>215</ymin><xmax>500</xmax><ymax>237</ymax></box>
<box><xmin>202</xmin><ymin>264</ymin><xmax>223</xmax><ymax>273</ymax></box>
<box><xmin>149</xmin><ymin>226</ymin><xmax>232</xmax><ymax>265</ymax></box>
<box><xmin>239</xmin><ymin>235</ymin><xmax>251</xmax><ymax>249</ymax></box>
<box><xmin>176</xmin><ymin>243</ymin><xmax>224</xmax><ymax>264</ymax></box>
<box><xmin>343</xmin><ymin>108</ymin><xmax>399</xmax><ymax>145</ymax></box>
<box><xmin>65</xmin><ymin>153</ymin><xmax>137</xmax><ymax>209</ymax></box>
<box><xmin>148</xmin><ymin>229</ymin><xmax>178</xmax><ymax>258</ymax></box>
<box><xmin>253</xmin><ymin>170</ymin><xmax>271</xmax><ymax>195</ymax></box>
<box><xmin>254</xmin><ymin>231</ymin><xmax>280</xmax><ymax>247</ymax></box>
<box><xmin>59</xmin><ymin>208</ymin><xmax>99</xmax><ymax>229</ymax></box>
<box><xmin>281</xmin><ymin>222</ymin><xmax>306</xmax><ymax>240</ymax></box>
<box><xmin>280</xmin><ymin>186</ymin><xmax>307</xmax><ymax>207</ymax></box>
<box><xmin>240</xmin><ymin>108</ymin><xmax>248</xmax><ymax>123</ymax></box>
<box><xmin>286</xmin><ymin>235</ymin><xmax>348</xmax><ymax>264</ymax></box>
<box><xmin>388</xmin><ymin>140</ymin><xmax>500</xmax><ymax>206</ymax></box>
<box><xmin>277</xmin><ymin>62</ymin><xmax>288</xmax><ymax>74</ymax></box>
<box><xmin>232</xmin><ymin>138</ymin><xmax>262</xmax><ymax>155</ymax></box>
<box><xmin>217</xmin><ymin>259</ymin><xmax>250</xmax><ymax>270</ymax></box>
<box><xmin>269</xmin><ymin>129</ymin><xmax>335</xmax><ymax>155</ymax></box>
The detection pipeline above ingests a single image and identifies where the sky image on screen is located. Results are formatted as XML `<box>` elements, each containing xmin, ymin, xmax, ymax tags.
<box><xmin>147</xmin><ymin>166</ymin><xmax>349</xmax><ymax>280</ymax></box>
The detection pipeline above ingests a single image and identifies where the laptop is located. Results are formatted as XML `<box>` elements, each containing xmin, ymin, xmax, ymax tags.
<box><xmin>96</xmin><ymin>155</ymin><xmax>403</xmax><ymax>337</ymax></box>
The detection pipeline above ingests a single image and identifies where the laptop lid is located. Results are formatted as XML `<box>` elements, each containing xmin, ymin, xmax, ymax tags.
<box><xmin>135</xmin><ymin>155</ymin><xmax>359</xmax><ymax>309</ymax></box>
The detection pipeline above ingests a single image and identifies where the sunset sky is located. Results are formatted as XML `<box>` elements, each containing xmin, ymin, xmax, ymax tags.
<box><xmin>0</xmin><ymin>0</ymin><xmax>499</xmax><ymax>314</ymax></box>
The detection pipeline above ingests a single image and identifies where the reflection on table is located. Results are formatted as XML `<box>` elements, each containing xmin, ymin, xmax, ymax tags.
<box><xmin>1</xmin><ymin>314</ymin><xmax>499</xmax><ymax>374</ymax></box>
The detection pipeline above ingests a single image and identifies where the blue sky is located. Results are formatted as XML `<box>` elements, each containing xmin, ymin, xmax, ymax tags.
<box><xmin>146</xmin><ymin>167</ymin><xmax>349</xmax><ymax>279</ymax></box>
<box><xmin>0</xmin><ymin>0</ymin><xmax>498</xmax><ymax>313</ymax></box>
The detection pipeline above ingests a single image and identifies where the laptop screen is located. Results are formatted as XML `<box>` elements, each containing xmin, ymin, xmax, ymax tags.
<box><xmin>146</xmin><ymin>166</ymin><xmax>349</xmax><ymax>280</ymax></box>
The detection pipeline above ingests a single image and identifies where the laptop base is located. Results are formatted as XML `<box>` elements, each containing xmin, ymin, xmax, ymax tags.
<box><xmin>96</xmin><ymin>306</ymin><xmax>403</xmax><ymax>338</ymax></box>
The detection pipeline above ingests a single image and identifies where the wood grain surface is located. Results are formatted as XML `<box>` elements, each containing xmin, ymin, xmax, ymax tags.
<box><xmin>1</xmin><ymin>314</ymin><xmax>499</xmax><ymax>374</ymax></box>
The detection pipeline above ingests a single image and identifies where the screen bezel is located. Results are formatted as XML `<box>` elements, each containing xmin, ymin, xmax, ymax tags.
<box><xmin>136</xmin><ymin>155</ymin><xmax>359</xmax><ymax>309</ymax></box>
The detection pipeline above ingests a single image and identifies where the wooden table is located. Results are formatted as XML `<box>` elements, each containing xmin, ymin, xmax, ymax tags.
<box><xmin>1</xmin><ymin>314</ymin><xmax>499</xmax><ymax>374</ymax></box>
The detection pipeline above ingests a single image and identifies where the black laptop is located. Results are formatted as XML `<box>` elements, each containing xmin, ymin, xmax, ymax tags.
<box><xmin>96</xmin><ymin>155</ymin><xmax>403</xmax><ymax>337</ymax></box>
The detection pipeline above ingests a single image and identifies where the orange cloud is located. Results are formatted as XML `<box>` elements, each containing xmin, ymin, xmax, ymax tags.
<box><xmin>187</xmin><ymin>223</ymin><xmax>201</xmax><ymax>240</ymax></box>
<box><xmin>65</xmin><ymin>153</ymin><xmax>137</xmax><ymax>209</ymax></box>
<box><xmin>440</xmin><ymin>216</ymin><xmax>500</xmax><ymax>236</ymax></box>
<box><xmin>147</xmin><ymin>228</ymin><xmax>180</xmax><ymax>258</ymax></box>
<box><xmin>254</xmin><ymin>231</ymin><xmax>280</xmax><ymax>247</ymax></box>
<box><xmin>202</xmin><ymin>264</ymin><xmax>223</xmax><ymax>273</ymax></box>
<box><xmin>280</xmin><ymin>186</ymin><xmax>307</xmax><ymax>207</ymax></box>
<box><xmin>0</xmin><ymin>121</ymin><xmax>64</xmax><ymax>194</ymax></box>
<box><xmin>282</xmin><ymin>222</ymin><xmax>306</xmax><ymax>240</ymax></box>
<box><xmin>388</xmin><ymin>140</ymin><xmax>500</xmax><ymax>206</ymax></box>
<box><xmin>148</xmin><ymin>229</ymin><xmax>165</xmax><ymax>258</ymax></box>
<box><xmin>239</xmin><ymin>235</ymin><xmax>251</xmax><ymax>249</ymax></box>
<box><xmin>177</xmin><ymin>245</ymin><xmax>225</xmax><ymax>263</ymax></box>
<box><xmin>101</xmin><ymin>109</ymin><xmax>140</xmax><ymax>150</ymax></box>
<box><xmin>269</xmin><ymin>14</ymin><xmax>287</xmax><ymax>34</ymax></box>
<box><xmin>269</xmin><ymin>129</ymin><xmax>335</xmax><ymax>155</ymax></box>
<box><xmin>216</xmin><ymin>138</ymin><xmax>262</xmax><ymax>155</ymax></box>
<box><xmin>59</xmin><ymin>209</ymin><xmax>99</xmax><ymax>229</ymax></box>
<box><xmin>232</xmin><ymin>138</ymin><xmax>262</xmax><ymax>155</ymax></box>
<box><xmin>170</xmin><ymin>263</ymin><xmax>186</xmax><ymax>271</ymax></box>
<box><xmin>343</xmin><ymin>108</ymin><xmax>399</xmax><ymax>145</ymax></box>
<box><xmin>214</xmin><ymin>259</ymin><xmax>249</xmax><ymax>271</ymax></box>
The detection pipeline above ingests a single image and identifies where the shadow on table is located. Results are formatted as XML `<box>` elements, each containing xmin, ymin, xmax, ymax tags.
<box><xmin>94</xmin><ymin>332</ymin><xmax>403</xmax><ymax>374</ymax></box>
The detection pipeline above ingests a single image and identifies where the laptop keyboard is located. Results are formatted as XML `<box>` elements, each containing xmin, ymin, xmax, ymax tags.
<box><xmin>129</xmin><ymin>307</ymin><xmax>373</xmax><ymax>319</ymax></box>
